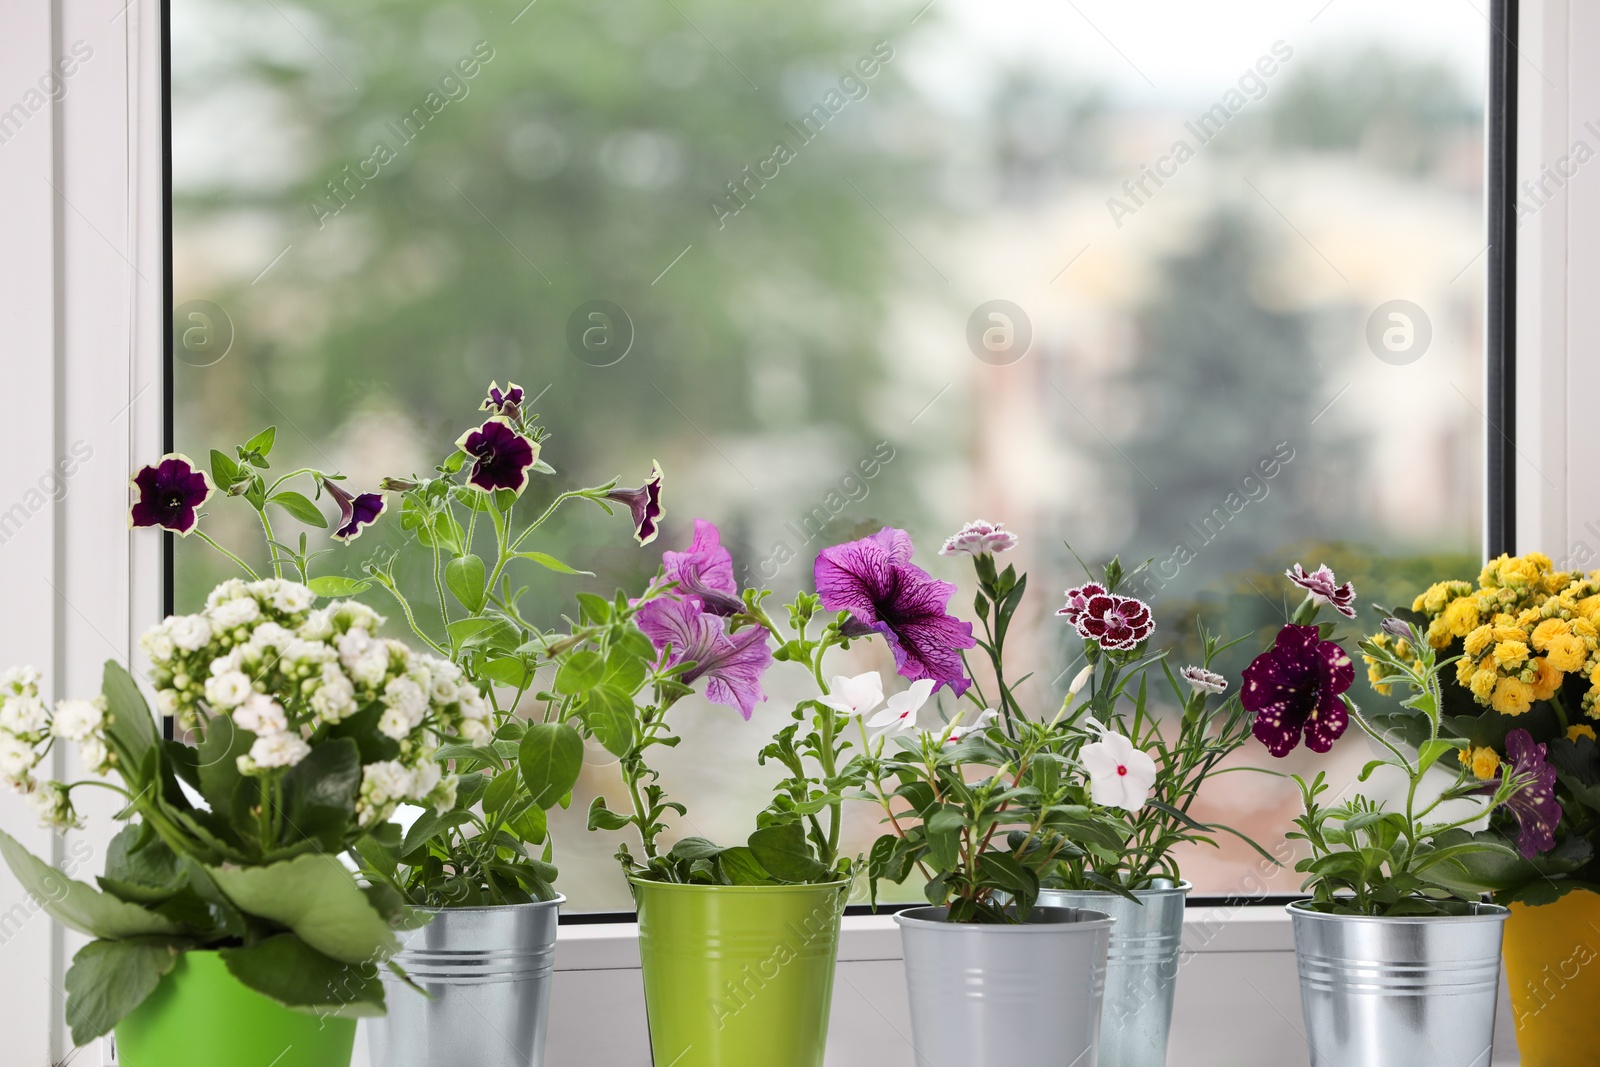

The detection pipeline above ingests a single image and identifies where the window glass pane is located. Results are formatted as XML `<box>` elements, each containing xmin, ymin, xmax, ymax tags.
<box><xmin>172</xmin><ymin>0</ymin><xmax>1488</xmax><ymax>910</ymax></box>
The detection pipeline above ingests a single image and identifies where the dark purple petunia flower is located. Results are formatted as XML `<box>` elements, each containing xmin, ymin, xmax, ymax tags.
<box><xmin>813</xmin><ymin>528</ymin><xmax>976</xmax><ymax>696</ymax></box>
<box><xmin>606</xmin><ymin>461</ymin><xmax>665</xmax><ymax>547</ymax></box>
<box><xmin>635</xmin><ymin>595</ymin><xmax>772</xmax><ymax>719</ymax></box>
<box><xmin>1489</xmin><ymin>729</ymin><xmax>1563</xmax><ymax>858</ymax></box>
<box><xmin>456</xmin><ymin>417</ymin><xmax>538</xmax><ymax>495</ymax></box>
<box><xmin>1063</xmin><ymin>590</ymin><xmax>1155</xmax><ymax>651</ymax></box>
<box><xmin>661</xmin><ymin>518</ymin><xmax>743</xmax><ymax>616</ymax></box>
<box><xmin>1243</xmin><ymin>624</ymin><xmax>1355</xmax><ymax>757</ymax></box>
<box><xmin>322</xmin><ymin>478</ymin><xmax>387</xmax><ymax>543</ymax></box>
<box><xmin>129</xmin><ymin>454</ymin><xmax>214</xmax><ymax>536</ymax></box>
<box><xmin>1286</xmin><ymin>563</ymin><xmax>1358</xmax><ymax>619</ymax></box>
<box><xmin>480</xmin><ymin>380</ymin><xmax>526</xmax><ymax>418</ymax></box>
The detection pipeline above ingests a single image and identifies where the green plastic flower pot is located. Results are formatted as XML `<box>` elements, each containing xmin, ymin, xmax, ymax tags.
<box><xmin>115</xmin><ymin>950</ymin><xmax>357</xmax><ymax>1067</ymax></box>
<box><xmin>631</xmin><ymin>878</ymin><xmax>847</xmax><ymax>1067</ymax></box>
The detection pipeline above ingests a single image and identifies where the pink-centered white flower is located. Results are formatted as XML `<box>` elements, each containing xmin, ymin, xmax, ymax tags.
<box><xmin>865</xmin><ymin>678</ymin><xmax>935</xmax><ymax>739</ymax></box>
<box><xmin>940</xmin><ymin>520</ymin><xmax>1019</xmax><ymax>557</ymax></box>
<box><xmin>818</xmin><ymin>671</ymin><xmax>884</xmax><ymax>718</ymax></box>
<box><xmin>1180</xmin><ymin>665</ymin><xmax>1228</xmax><ymax>694</ymax></box>
<box><xmin>942</xmin><ymin>708</ymin><xmax>999</xmax><ymax>743</ymax></box>
<box><xmin>1080</xmin><ymin>730</ymin><xmax>1158</xmax><ymax>813</ymax></box>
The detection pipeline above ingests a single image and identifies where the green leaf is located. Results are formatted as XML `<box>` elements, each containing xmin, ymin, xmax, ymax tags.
<box><xmin>446</xmin><ymin>555</ymin><xmax>488</xmax><ymax>613</ymax></box>
<box><xmin>519</xmin><ymin>723</ymin><xmax>584</xmax><ymax>810</ymax></box>
<box><xmin>446</xmin><ymin>616</ymin><xmax>519</xmax><ymax>653</ymax></box>
<box><xmin>0</xmin><ymin>829</ymin><xmax>182</xmax><ymax>939</ymax></box>
<box><xmin>221</xmin><ymin>935</ymin><xmax>386</xmax><ymax>1018</ymax></box>
<box><xmin>602</xmin><ymin>645</ymin><xmax>648</xmax><ymax>695</ymax></box>
<box><xmin>748</xmin><ymin>822</ymin><xmax>828</xmax><ymax>884</ymax></box>
<box><xmin>100</xmin><ymin>824</ymin><xmax>184</xmax><ymax>902</ymax></box>
<box><xmin>513</xmin><ymin>551</ymin><xmax>595</xmax><ymax>577</ymax></box>
<box><xmin>195</xmin><ymin>715</ymin><xmax>253</xmax><ymax>827</ymax></box>
<box><xmin>63</xmin><ymin>938</ymin><xmax>182</xmax><ymax>1045</ymax></box>
<box><xmin>209</xmin><ymin>449</ymin><xmax>242</xmax><ymax>490</ymax></box>
<box><xmin>668</xmin><ymin>837</ymin><xmax>727</xmax><ymax>863</ymax></box>
<box><xmin>717</xmin><ymin>847</ymin><xmax>774</xmax><ymax>886</ymax></box>
<box><xmin>269</xmin><ymin>491</ymin><xmax>328</xmax><ymax>528</ymax></box>
<box><xmin>207</xmin><ymin>854</ymin><xmax>398</xmax><ymax>965</ymax></box>
<box><xmin>483</xmin><ymin>768</ymin><xmax>522</xmax><ymax>816</ymax></box>
<box><xmin>243</xmin><ymin>426</ymin><xmax>277</xmax><ymax>459</ymax></box>
<box><xmin>587</xmin><ymin>796</ymin><xmax>633</xmax><ymax>832</ymax></box>
<box><xmin>280</xmin><ymin>737</ymin><xmax>361</xmax><ymax>850</ymax></box>
<box><xmin>102</xmin><ymin>662</ymin><xmax>158</xmax><ymax>786</ymax></box>
<box><xmin>580</xmin><ymin>686</ymin><xmax>636</xmax><ymax>757</ymax></box>
<box><xmin>555</xmin><ymin>650</ymin><xmax>606</xmax><ymax>695</ymax></box>
<box><xmin>1417</xmin><ymin>738</ymin><xmax>1459</xmax><ymax>775</ymax></box>
<box><xmin>400</xmin><ymin>808</ymin><xmax>475</xmax><ymax>859</ymax></box>
<box><xmin>307</xmin><ymin>575</ymin><xmax>371</xmax><ymax>598</ymax></box>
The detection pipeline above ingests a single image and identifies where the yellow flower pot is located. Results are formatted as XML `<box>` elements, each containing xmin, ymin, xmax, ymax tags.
<box><xmin>1505</xmin><ymin>891</ymin><xmax>1600</xmax><ymax>1066</ymax></box>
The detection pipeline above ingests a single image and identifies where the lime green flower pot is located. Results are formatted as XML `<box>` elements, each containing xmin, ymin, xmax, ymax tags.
<box><xmin>115</xmin><ymin>950</ymin><xmax>356</xmax><ymax>1067</ymax></box>
<box><xmin>631</xmin><ymin>878</ymin><xmax>847</xmax><ymax>1067</ymax></box>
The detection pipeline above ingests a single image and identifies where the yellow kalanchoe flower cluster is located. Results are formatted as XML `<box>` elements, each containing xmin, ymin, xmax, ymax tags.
<box><xmin>1456</xmin><ymin>744</ymin><xmax>1502</xmax><ymax>781</ymax></box>
<box><xmin>1362</xmin><ymin>632</ymin><xmax>1415</xmax><ymax>696</ymax></box>
<box><xmin>1399</xmin><ymin>554</ymin><xmax>1600</xmax><ymax>718</ymax></box>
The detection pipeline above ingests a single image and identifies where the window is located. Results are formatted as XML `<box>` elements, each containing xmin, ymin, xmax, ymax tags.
<box><xmin>170</xmin><ymin>0</ymin><xmax>1492</xmax><ymax>911</ymax></box>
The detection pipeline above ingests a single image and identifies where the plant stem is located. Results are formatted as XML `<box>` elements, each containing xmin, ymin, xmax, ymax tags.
<box><xmin>195</xmin><ymin>531</ymin><xmax>261</xmax><ymax>580</ymax></box>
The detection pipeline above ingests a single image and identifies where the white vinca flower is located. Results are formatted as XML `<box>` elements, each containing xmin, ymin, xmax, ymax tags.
<box><xmin>865</xmin><ymin>679</ymin><xmax>935</xmax><ymax>739</ymax></box>
<box><xmin>1079</xmin><ymin>731</ymin><xmax>1158</xmax><ymax>813</ymax></box>
<box><xmin>51</xmin><ymin>698</ymin><xmax>106</xmax><ymax>743</ymax></box>
<box><xmin>818</xmin><ymin>672</ymin><xmax>884</xmax><ymax>718</ymax></box>
<box><xmin>942</xmin><ymin>708</ymin><xmax>999</xmax><ymax>744</ymax></box>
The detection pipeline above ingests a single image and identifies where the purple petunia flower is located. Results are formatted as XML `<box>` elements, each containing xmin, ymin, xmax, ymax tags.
<box><xmin>1242</xmin><ymin>624</ymin><xmax>1355</xmax><ymax>757</ymax></box>
<box><xmin>456</xmin><ymin>417</ymin><xmax>538</xmax><ymax>495</ymax></box>
<box><xmin>813</xmin><ymin>527</ymin><xmax>976</xmax><ymax>696</ymax></box>
<box><xmin>1058</xmin><ymin>585</ymin><xmax>1154</xmax><ymax>651</ymax></box>
<box><xmin>635</xmin><ymin>595</ymin><xmax>771</xmax><ymax>719</ymax></box>
<box><xmin>939</xmin><ymin>520</ymin><xmax>1019</xmax><ymax>558</ymax></box>
<box><xmin>1488</xmin><ymin>729</ymin><xmax>1563</xmax><ymax>858</ymax></box>
<box><xmin>1286</xmin><ymin>563</ymin><xmax>1358</xmax><ymax>619</ymax></box>
<box><xmin>129</xmin><ymin>454</ymin><xmax>214</xmax><ymax>536</ymax></box>
<box><xmin>606</xmin><ymin>462</ymin><xmax>665</xmax><ymax>547</ymax></box>
<box><xmin>661</xmin><ymin>519</ymin><xmax>743</xmax><ymax>616</ymax></box>
<box><xmin>322</xmin><ymin>478</ymin><xmax>387</xmax><ymax>543</ymax></box>
<box><xmin>480</xmin><ymin>380</ymin><xmax>525</xmax><ymax>419</ymax></box>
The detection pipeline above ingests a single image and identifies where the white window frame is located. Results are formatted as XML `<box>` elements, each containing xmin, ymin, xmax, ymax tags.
<box><xmin>0</xmin><ymin>1</ymin><xmax>1589</xmax><ymax>1062</ymax></box>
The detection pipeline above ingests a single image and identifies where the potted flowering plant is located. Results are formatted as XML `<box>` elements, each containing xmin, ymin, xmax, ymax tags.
<box><xmin>1033</xmin><ymin>557</ymin><xmax>1268</xmax><ymax>1067</ymax></box>
<box><xmin>132</xmin><ymin>384</ymin><xmax>662</xmax><ymax>1067</ymax></box>
<box><xmin>0</xmin><ymin>576</ymin><xmax>471</xmax><ymax>1067</ymax></box>
<box><xmin>1365</xmin><ymin>552</ymin><xmax>1600</xmax><ymax>1066</ymax></box>
<box><xmin>1243</xmin><ymin>564</ymin><xmax>1536</xmax><ymax>1067</ymax></box>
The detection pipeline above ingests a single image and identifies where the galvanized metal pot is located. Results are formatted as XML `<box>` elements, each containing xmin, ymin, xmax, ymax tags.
<box><xmin>895</xmin><ymin>905</ymin><xmax>1114</xmax><ymax>1067</ymax></box>
<box><xmin>368</xmin><ymin>896</ymin><xmax>563</xmax><ymax>1067</ymax></box>
<box><xmin>632</xmin><ymin>878</ymin><xmax>848</xmax><ymax>1067</ymax></box>
<box><xmin>1039</xmin><ymin>880</ymin><xmax>1189</xmax><ymax>1067</ymax></box>
<box><xmin>1288</xmin><ymin>900</ymin><xmax>1509</xmax><ymax>1067</ymax></box>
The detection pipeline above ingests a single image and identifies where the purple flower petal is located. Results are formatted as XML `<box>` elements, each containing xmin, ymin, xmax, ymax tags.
<box><xmin>1499</xmin><ymin>729</ymin><xmax>1562</xmax><ymax>858</ymax></box>
<box><xmin>1242</xmin><ymin>624</ymin><xmax>1354</xmax><ymax>757</ymax></box>
<box><xmin>1287</xmin><ymin>563</ymin><xmax>1358</xmax><ymax>619</ymax></box>
<box><xmin>605</xmin><ymin>461</ymin><xmax>666</xmax><ymax>546</ymax></box>
<box><xmin>480</xmin><ymin>380</ymin><xmax>526</xmax><ymax>418</ymax></box>
<box><xmin>635</xmin><ymin>595</ymin><xmax>771</xmax><ymax>719</ymax></box>
<box><xmin>814</xmin><ymin>527</ymin><xmax>974</xmax><ymax>695</ymax></box>
<box><xmin>323</xmin><ymin>478</ymin><xmax>387</xmax><ymax>543</ymax></box>
<box><xmin>129</xmin><ymin>454</ymin><xmax>214</xmax><ymax>536</ymax></box>
<box><xmin>456</xmin><ymin>417</ymin><xmax>537</xmax><ymax>495</ymax></box>
<box><xmin>661</xmin><ymin>518</ymin><xmax>742</xmax><ymax>615</ymax></box>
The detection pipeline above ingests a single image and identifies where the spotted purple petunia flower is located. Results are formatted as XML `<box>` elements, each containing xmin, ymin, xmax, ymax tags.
<box><xmin>322</xmin><ymin>478</ymin><xmax>387</xmax><ymax>543</ymax></box>
<box><xmin>1286</xmin><ymin>563</ymin><xmax>1358</xmax><ymax>619</ymax></box>
<box><xmin>456</xmin><ymin>417</ymin><xmax>538</xmax><ymax>495</ymax></box>
<box><xmin>480</xmin><ymin>380</ymin><xmax>526</xmax><ymax>419</ymax></box>
<box><xmin>814</xmin><ymin>528</ymin><xmax>976</xmax><ymax>696</ymax></box>
<box><xmin>129</xmin><ymin>454</ymin><xmax>215</xmax><ymax>536</ymax></box>
<box><xmin>661</xmin><ymin>519</ymin><xmax>743</xmax><ymax>617</ymax></box>
<box><xmin>606</xmin><ymin>461</ymin><xmax>665</xmax><ymax>546</ymax></box>
<box><xmin>1242</xmin><ymin>624</ymin><xmax>1355</xmax><ymax>757</ymax></box>
<box><xmin>939</xmin><ymin>520</ymin><xmax>1019</xmax><ymax>558</ymax></box>
<box><xmin>1486</xmin><ymin>729</ymin><xmax>1562</xmax><ymax>858</ymax></box>
<box><xmin>1059</xmin><ymin>587</ymin><xmax>1155</xmax><ymax>651</ymax></box>
<box><xmin>635</xmin><ymin>595</ymin><xmax>772</xmax><ymax>719</ymax></box>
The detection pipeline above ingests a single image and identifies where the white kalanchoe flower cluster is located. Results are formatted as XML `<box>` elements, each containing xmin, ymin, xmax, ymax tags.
<box><xmin>0</xmin><ymin>667</ymin><xmax>49</xmax><ymax>793</ymax></box>
<box><xmin>0</xmin><ymin>668</ymin><xmax>109</xmax><ymax>828</ymax></box>
<box><xmin>140</xmin><ymin>578</ymin><xmax>477</xmax><ymax>823</ymax></box>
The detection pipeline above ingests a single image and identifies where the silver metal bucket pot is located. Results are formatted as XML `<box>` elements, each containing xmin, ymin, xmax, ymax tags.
<box><xmin>1288</xmin><ymin>900</ymin><xmax>1509</xmax><ymax>1067</ymax></box>
<box><xmin>368</xmin><ymin>896</ymin><xmax>563</xmax><ymax>1067</ymax></box>
<box><xmin>1039</xmin><ymin>881</ymin><xmax>1189</xmax><ymax>1067</ymax></box>
<box><xmin>895</xmin><ymin>905</ymin><xmax>1114</xmax><ymax>1067</ymax></box>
